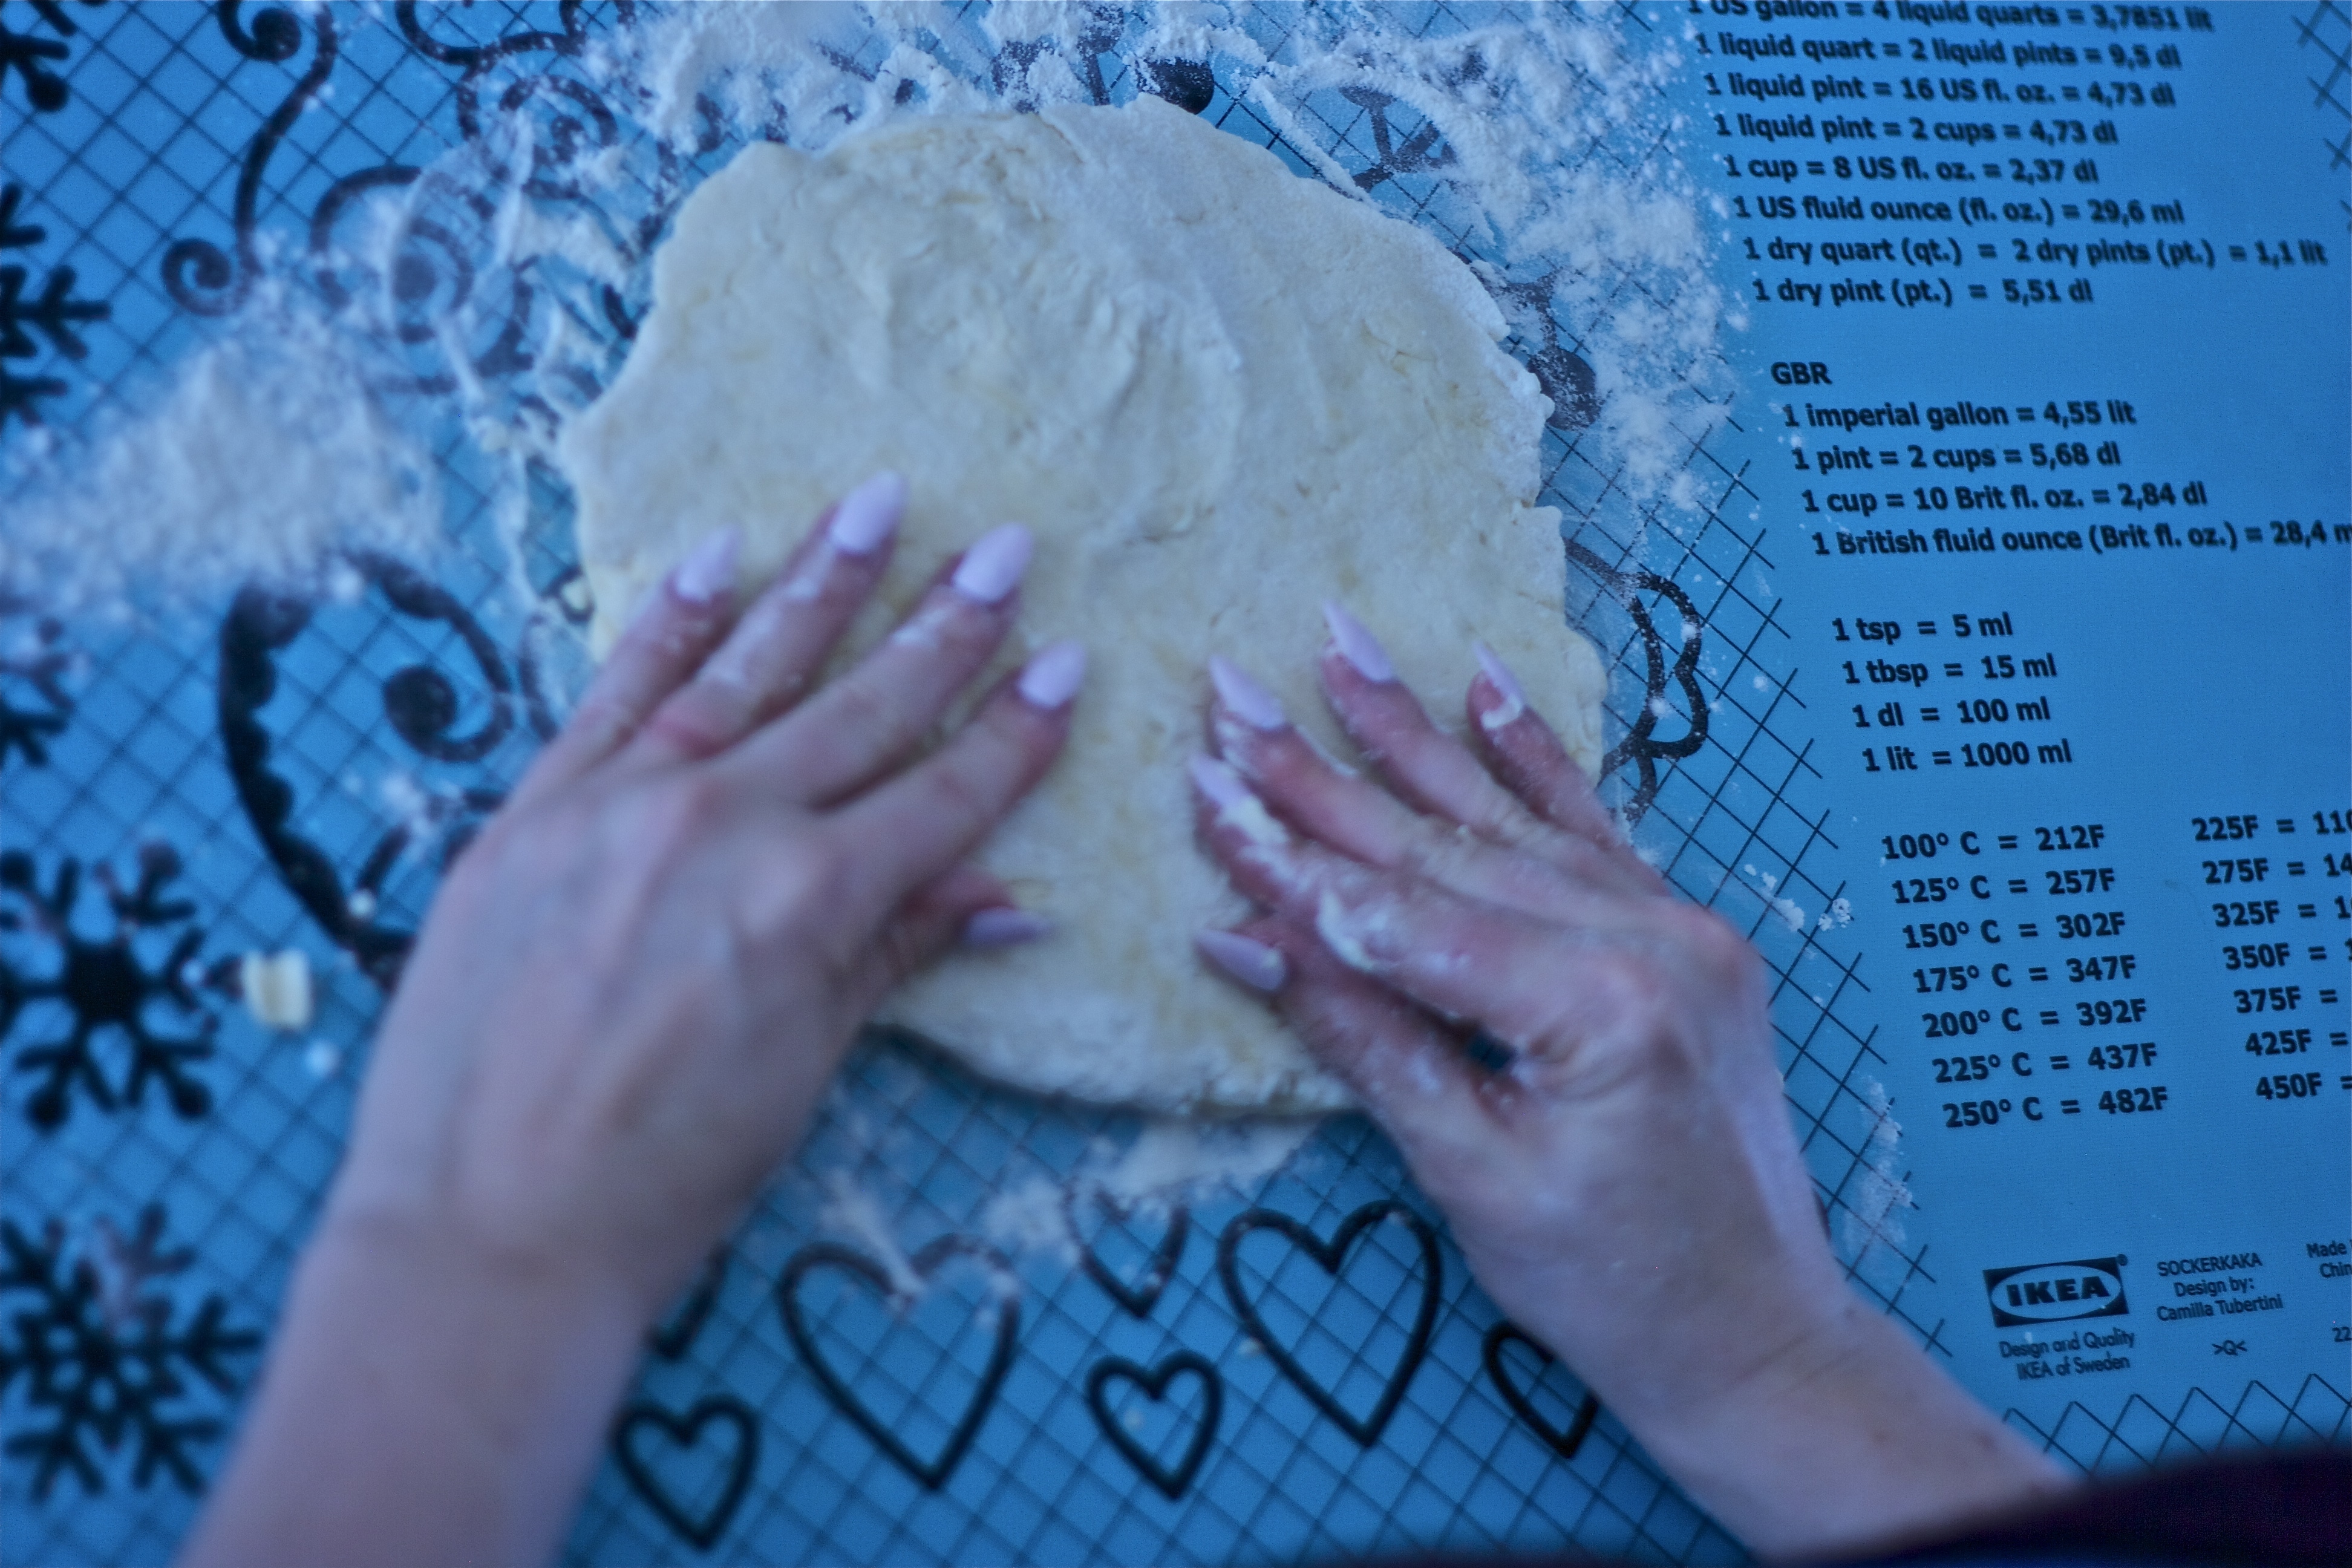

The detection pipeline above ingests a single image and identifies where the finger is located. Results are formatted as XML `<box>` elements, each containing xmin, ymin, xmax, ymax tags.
<box><xmin>626</xmin><ymin>474</ymin><xmax>905</xmax><ymax>768</ymax></box>
<box><xmin>508</xmin><ymin>528</ymin><xmax>742</xmax><ymax>810</ymax></box>
<box><xmin>732</xmin><ymin>524</ymin><xmax>1031</xmax><ymax>806</ymax></box>
<box><xmin>1316</xmin><ymin>604</ymin><xmax>1595</xmax><ymax>867</ymax></box>
<box><xmin>1191</xmin><ymin>757</ymin><xmax>1645</xmax><ymax>1044</ymax></box>
<box><xmin>859</xmin><ymin>864</ymin><xmax>1044</xmax><ymax>998</ymax></box>
<box><xmin>1465</xmin><ymin>641</ymin><xmax>1650</xmax><ymax>875</ymax></box>
<box><xmin>1198</xmin><ymin>916</ymin><xmax>1494</xmax><ymax>1157</ymax></box>
<box><xmin>828</xmin><ymin>641</ymin><xmax>1085</xmax><ymax>915</ymax></box>
<box><xmin>1209</xmin><ymin>656</ymin><xmax>1653</xmax><ymax>912</ymax></box>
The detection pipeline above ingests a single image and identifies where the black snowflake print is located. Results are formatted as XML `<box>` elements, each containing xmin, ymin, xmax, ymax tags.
<box><xmin>0</xmin><ymin>843</ymin><xmax>220</xmax><ymax>1129</ymax></box>
<box><xmin>0</xmin><ymin>1204</ymin><xmax>260</xmax><ymax>1498</ymax></box>
<box><xmin>0</xmin><ymin>179</ymin><xmax>108</xmax><ymax>428</ymax></box>
<box><xmin>0</xmin><ymin>601</ymin><xmax>76</xmax><ymax>768</ymax></box>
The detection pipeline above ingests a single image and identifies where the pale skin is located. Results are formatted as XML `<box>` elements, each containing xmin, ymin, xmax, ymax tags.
<box><xmin>184</xmin><ymin>478</ymin><xmax>2066</xmax><ymax>1568</ymax></box>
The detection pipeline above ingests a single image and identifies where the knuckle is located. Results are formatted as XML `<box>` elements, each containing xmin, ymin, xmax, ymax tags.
<box><xmin>941</xmin><ymin>593</ymin><xmax>1011</xmax><ymax>655</ymax></box>
<box><xmin>923</xmin><ymin>756</ymin><xmax>999</xmax><ymax>825</ymax></box>
<box><xmin>825</xmin><ymin>676</ymin><xmax>905</xmax><ymax>750</ymax></box>
<box><xmin>561</xmin><ymin>693</ymin><xmax>633</xmax><ymax>753</ymax></box>
<box><xmin>642</xmin><ymin>690</ymin><xmax>737</xmax><ymax>758</ymax></box>
<box><xmin>742</xmin><ymin>834</ymin><xmax>865</xmax><ymax>958</ymax></box>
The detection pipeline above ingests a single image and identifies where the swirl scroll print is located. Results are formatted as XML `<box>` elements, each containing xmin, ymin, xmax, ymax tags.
<box><xmin>160</xmin><ymin>3</ymin><xmax>338</xmax><ymax>316</ymax></box>
<box><xmin>217</xmin><ymin>556</ymin><xmax>547</xmax><ymax>990</ymax></box>
<box><xmin>1566</xmin><ymin>541</ymin><xmax>1709</xmax><ymax>823</ymax></box>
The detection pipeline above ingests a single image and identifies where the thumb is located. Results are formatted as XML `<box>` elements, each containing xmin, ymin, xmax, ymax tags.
<box><xmin>860</xmin><ymin>865</ymin><xmax>1040</xmax><ymax>1000</ymax></box>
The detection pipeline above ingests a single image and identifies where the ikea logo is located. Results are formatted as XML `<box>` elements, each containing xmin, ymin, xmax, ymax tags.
<box><xmin>1982</xmin><ymin>1258</ymin><xmax>2129</xmax><ymax>1327</ymax></box>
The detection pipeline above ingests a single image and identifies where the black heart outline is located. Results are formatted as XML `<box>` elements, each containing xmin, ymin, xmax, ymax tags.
<box><xmin>1215</xmin><ymin>1200</ymin><xmax>1441</xmax><ymax>1447</ymax></box>
<box><xmin>777</xmin><ymin>1236</ymin><xmax>1020</xmax><ymax>1491</ymax></box>
<box><xmin>648</xmin><ymin>1249</ymin><xmax>729</xmax><ymax>1361</ymax></box>
<box><xmin>611</xmin><ymin>1395</ymin><xmax>759</xmax><ymax>1551</ymax></box>
<box><xmin>1481</xmin><ymin>1322</ymin><xmax>1601</xmax><ymax>1460</ymax></box>
<box><xmin>1064</xmin><ymin>1184</ymin><xmax>1189</xmax><ymax>1318</ymax></box>
<box><xmin>1085</xmin><ymin>1350</ymin><xmax>1222</xmax><ymax>1500</ymax></box>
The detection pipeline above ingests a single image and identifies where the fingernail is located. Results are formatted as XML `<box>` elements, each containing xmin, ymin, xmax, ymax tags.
<box><xmin>1196</xmin><ymin>929</ymin><xmax>1287</xmax><ymax>993</ymax></box>
<box><xmin>670</xmin><ymin>527</ymin><xmax>740</xmax><ymax>604</ymax></box>
<box><xmin>1322</xmin><ymin>602</ymin><xmax>1397</xmax><ymax>683</ymax></box>
<box><xmin>828</xmin><ymin>471</ymin><xmax>906</xmax><ymax>555</ymax></box>
<box><xmin>1190</xmin><ymin>754</ymin><xmax>1290</xmax><ymax>848</ymax></box>
<box><xmin>962</xmin><ymin>907</ymin><xmax>1052</xmax><ymax>947</ymax></box>
<box><xmin>1208</xmin><ymin>656</ymin><xmax>1287</xmax><ymax>731</ymax></box>
<box><xmin>1016</xmin><ymin>639</ymin><xmax>1088</xmax><ymax>709</ymax></box>
<box><xmin>1187</xmin><ymin>753</ymin><xmax>1253</xmax><ymax>810</ymax></box>
<box><xmin>1471</xmin><ymin>641</ymin><xmax>1527</xmax><ymax>704</ymax></box>
<box><xmin>1472</xmin><ymin>641</ymin><xmax>1529</xmax><ymax>729</ymax></box>
<box><xmin>951</xmin><ymin>523</ymin><xmax>1033</xmax><ymax>603</ymax></box>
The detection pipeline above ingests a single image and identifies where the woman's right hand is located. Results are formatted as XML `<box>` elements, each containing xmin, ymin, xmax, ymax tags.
<box><xmin>1188</xmin><ymin>609</ymin><xmax>2065</xmax><ymax>1560</ymax></box>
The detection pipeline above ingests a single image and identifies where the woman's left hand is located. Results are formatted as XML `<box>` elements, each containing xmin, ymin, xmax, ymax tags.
<box><xmin>333</xmin><ymin>476</ymin><xmax>1082</xmax><ymax>1318</ymax></box>
<box><xmin>188</xmin><ymin>476</ymin><xmax>1082</xmax><ymax>1568</ymax></box>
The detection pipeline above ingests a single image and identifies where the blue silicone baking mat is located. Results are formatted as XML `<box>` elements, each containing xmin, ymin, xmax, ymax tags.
<box><xmin>2</xmin><ymin>4</ymin><xmax>2345</xmax><ymax>1565</ymax></box>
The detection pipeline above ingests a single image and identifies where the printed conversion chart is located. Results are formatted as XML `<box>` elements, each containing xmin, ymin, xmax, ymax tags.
<box><xmin>1693</xmin><ymin>0</ymin><xmax>2347</xmax><ymax>1448</ymax></box>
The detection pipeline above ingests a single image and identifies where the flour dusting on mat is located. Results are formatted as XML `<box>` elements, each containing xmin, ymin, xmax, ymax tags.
<box><xmin>979</xmin><ymin>1118</ymin><xmax>1316</xmax><ymax>1260</ymax></box>
<box><xmin>1838</xmin><ymin>1077</ymin><xmax>1915</xmax><ymax>1267</ymax></box>
<box><xmin>817</xmin><ymin>1171</ymin><xmax>924</xmax><ymax>1298</ymax></box>
<box><xmin>1094</xmin><ymin>1119</ymin><xmax>1316</xmax><ymax>1205</ymax></box>
<box><xmin>617</xmin><ymin>1</ymin><xmax>1725</xmax><ymax>509</ymax></box>
<box><xmin>0</xmin><ymin>304</ymin><xmax>440</xmax><ymax>621</ymax></box>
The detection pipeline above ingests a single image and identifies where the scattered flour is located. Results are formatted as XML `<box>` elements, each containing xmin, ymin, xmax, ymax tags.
<box><xmin>979</xmin><ymin>1177</ymin><xmax>1080</xmax><ymax>1264</ymax></box>
<box><xmin>0</xmin><ymin>302</ymin><xmax>440</xmax><ymax>621</ymax></box>
<box><xmin>978</xmin><ymin>1117</ymin><xmax>1315</xmax><ymax>1261</ymax></box>
<box><xmin>615</xmin><ymin>1</ymin><xmax>1726</xmax><ymax>508</ymax></box>
<box><xmin>1837</xmin><ymin>1077</ymin><xmax>1915</xmax><ymax>1266</ymax></box>
<box><xmin>1094</xmin><ymin>1119</ymin><xmax>1315</xmax><ymax>1204</ymax></box>
<box><xmin>1740</xmin><ymin>863</ymin><xmax>1806</xmax><ymax>933</ymax></box>
<box><xmin>816</xmin><ymin>1171</ymin><xmax>924</xmax><ymax>1298</ymax></box>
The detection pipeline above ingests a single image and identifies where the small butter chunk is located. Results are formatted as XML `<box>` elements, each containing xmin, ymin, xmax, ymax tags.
<box><xmin>240</xmin><ymin>950</ymin><xmax>315</xmax><ymax>1032</ymax></box>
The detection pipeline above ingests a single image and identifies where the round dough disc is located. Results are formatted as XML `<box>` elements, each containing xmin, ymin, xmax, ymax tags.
<box><xmin>560</xmin><ymin>96</ymin><xmax>1606</xmax><ymax>1113</ymax></box>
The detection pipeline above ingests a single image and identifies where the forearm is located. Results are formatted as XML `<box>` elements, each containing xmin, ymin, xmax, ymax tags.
<box><xmin>1628</xmin><ymin>1296</ymin><xmax>2071</xmax><ymax>1561</ymax></box>
<box><xmin>182</xmin><ymin>1214</ymin><xmax>646</xmax><ymax>1568</ymax></box>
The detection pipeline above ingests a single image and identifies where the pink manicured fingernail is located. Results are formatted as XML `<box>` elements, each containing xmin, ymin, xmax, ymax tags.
<box><xmin>829</xmin><ymin>472</ymin><xmax>906</xmax><ymax>555</ymax></box>
<box><xmin>1322</xmin><ymin>601</ymin><xmax>1397</xmax><ymax>682</ymax></box>
<box><xmin>1473</xmin><ymin>641</ymin><xmax>1530</xmax><ymax>733</ymax></box>
<box><xmin>1473</xmin><ymin>641</ymin><xmax>1529</xmax><ymax>708</ymax></box>
<box><xmin>670</xmin><ymin>527</ymin><xmax>740</xmax><ymax>604</ymax></box>
<box><xmin>1016</xmin><ymin>639</ymin><xmax>1088</xmax><ymax>708</ymax></box>
<box><xmin>1196</xmin><ymin>929</ymin><xmax>1287</xmax><ymax>993</ymax></box>
<box><xmin>1190</xmin><ymin>754</ymin><xmax>1290</xmax><ymax>848</ymax></box>
<box><xmin>951</xmin><ymin>523</ymin><xmax>1033</xmax><ymax>603</ymax></box>
<box><xmin>1208</xmin><ymin>656</ymin><xmax>1286</xmax><ymax>731</ymax></box>
<box><xmin>962</xmin><ymin>907</ymin><xmax>1052</xmax><ymax>947</ymax></box>
<box><xmin>1187</xmin><ymin>753</ymin><xmax>1253</xmax><ymax>810</ymax></box>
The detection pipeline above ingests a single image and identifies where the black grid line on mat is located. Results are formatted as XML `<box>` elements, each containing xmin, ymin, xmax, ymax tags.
<box><xmin>2006</xmin><ymin>1374</ymin><xmax>2351</xmax><ymax>1476</ymax></box>
<box><xmin>2296</xmin><ymin>1</ymin><xmax>2351</xmax><ymax>183</ymax></box>
<box><xmin>3</xmin><ymin>4</ymin><xmax>1814</xmax><ymax>1561</ymax></box>
<box><xmin>33</xmin><ymin>3</ymin><xmax>2339</xmax><ymax>1566</ymax></box>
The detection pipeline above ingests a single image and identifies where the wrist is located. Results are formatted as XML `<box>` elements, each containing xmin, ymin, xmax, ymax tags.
<box><xmin>186</xmin><ymin>1209</ymin><xmax>648</xmax><ymax>1568</ymax></box>
<box><xmin>295</xmin><ymin>1204</ymin><xmax>650</xmax><ymax>1483</ymax></box>
<box><xmin>301</xmin><ymin>1200</ymin><xmax>651</xmax><ymax>1383</ymax></box>
<box><xmin>1630</xmin><ymin>1293</ymin><xmax>2069</xmax><ymax>1560</ymax></box>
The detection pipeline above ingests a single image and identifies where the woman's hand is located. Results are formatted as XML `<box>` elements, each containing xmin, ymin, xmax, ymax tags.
<box><xmin>188</xmin><ymin>475</ymin><xmax>1083</xmax><ymax>1568</ymax></box>
<box><xmin>1189</xmin><ymin>606</ymin><xmax>2064</xmax><ymax>1560</ymax></box>
<box><xmin>332</xmin><ymin>475</ymin><xmax>1080</xmax><ymax>1319</ymax></box>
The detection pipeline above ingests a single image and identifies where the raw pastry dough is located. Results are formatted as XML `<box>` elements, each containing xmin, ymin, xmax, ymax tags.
<box><xmin>560</xmin><ymin>97</ymin><xmax>1605</xmax><ymax>1112</ymax></box>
